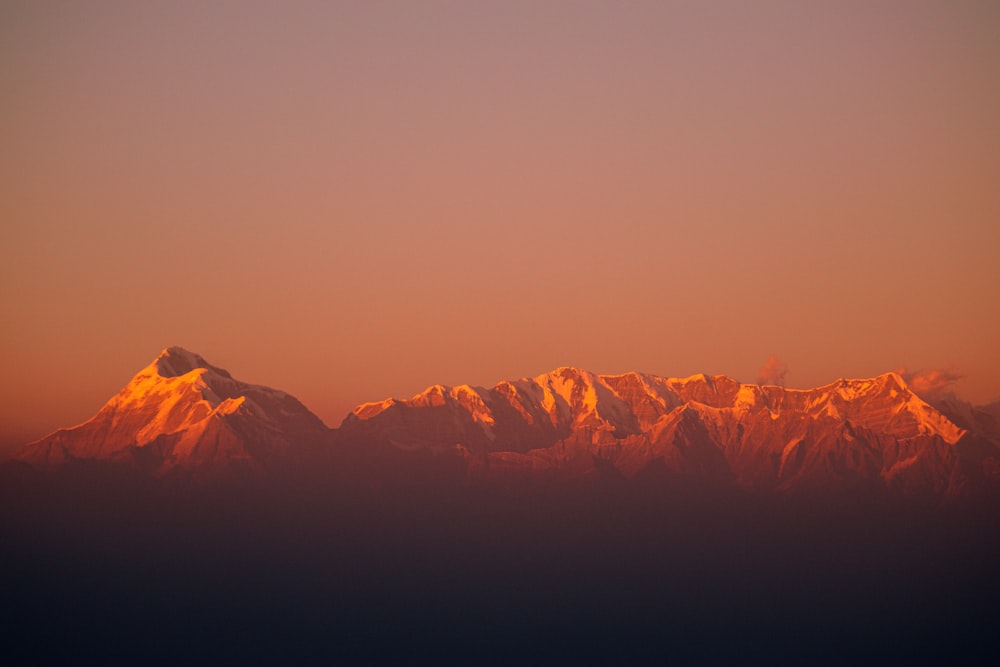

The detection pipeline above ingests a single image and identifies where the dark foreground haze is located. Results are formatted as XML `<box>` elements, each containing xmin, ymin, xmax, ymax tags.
<box><xmin>3</xmin><ymin>459</ymin><xmax>998</xmax><ymax>665</ymax></box>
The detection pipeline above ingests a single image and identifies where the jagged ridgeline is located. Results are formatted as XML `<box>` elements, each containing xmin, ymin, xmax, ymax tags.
<box><xmin>12</xmin><ymin>347</ymin><xmax>1000</xmax><ymax>499</ymax></box>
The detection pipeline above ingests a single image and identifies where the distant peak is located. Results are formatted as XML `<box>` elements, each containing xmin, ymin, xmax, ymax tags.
<box><xmin>835</xmin><ymin>372</ymin><xmax>909</xmax><ymax>392</ymax></box>
<box><xmin>153</xmin><ymin>346</ymin><xmax>216</xmax><ymax>378</ymax></box>
<box><xmin>545</xmin><ymin>366</ymin><xmax>597</xmax><ymax>381</ymax></box>
<box><xmin>876</xmin><ymin>371</ymin><xmax>908</xmax><ymax>389</ymax></box>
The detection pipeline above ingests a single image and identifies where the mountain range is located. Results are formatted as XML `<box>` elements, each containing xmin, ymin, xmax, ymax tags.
<box><xmin>13</xmin><ymin>346</ymin><xmax>1000</xmax><ymax>499</ymax></box>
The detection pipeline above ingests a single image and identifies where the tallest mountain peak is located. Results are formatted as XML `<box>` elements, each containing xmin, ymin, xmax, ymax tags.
<box><xmin>17</xmin><ymin>345</ymin><xmax>327</xmax><ymax>472</ymax></box>
<box><xmin>152</xmin><ymin>346</ymin><xmax>221</xmax><ymax>379</ymax></box>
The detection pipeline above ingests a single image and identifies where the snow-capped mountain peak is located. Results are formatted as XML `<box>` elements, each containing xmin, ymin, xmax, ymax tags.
<box><xmin>150</xmin><ymin>346</ymin><xmax>227</xmax><ymax>379</ymax></box>
<box><xmin>16</xmin><ymin>347</ymin><xmax>327</xmax><ymax>474</ymax></box>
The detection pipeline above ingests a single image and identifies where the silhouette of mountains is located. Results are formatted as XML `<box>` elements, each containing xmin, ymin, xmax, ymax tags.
<box><xmin>12</xmin><ymin>347</ymin><xmax>1000</xmax><ymax>499</ymax></box>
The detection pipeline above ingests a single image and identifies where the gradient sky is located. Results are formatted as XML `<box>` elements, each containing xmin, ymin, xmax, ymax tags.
<box><xmin>2</xmin><ymin>1</ymin><xmax>999</xmax><ymax>455</ymax></box>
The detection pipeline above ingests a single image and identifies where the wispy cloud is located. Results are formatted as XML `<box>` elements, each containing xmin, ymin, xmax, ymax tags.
<box><xmin>757</xmin><ymin>355</ymin><xmax>788</xmax><ymax>387</ymax></box>
<box><xmin>895</xmin><ymin>366</ymin><xmax>964</xmax><ymax>401</ymax></box>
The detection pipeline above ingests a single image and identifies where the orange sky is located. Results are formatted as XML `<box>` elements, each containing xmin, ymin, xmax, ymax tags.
<box><xmin>2</xmin><ymin>1</ymin><xmax>999</xmax><ymax>456</ymax></box>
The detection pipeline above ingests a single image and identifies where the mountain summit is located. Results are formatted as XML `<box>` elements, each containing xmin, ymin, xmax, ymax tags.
<box><xmin>15</xmin><ymin>347</ymin><xmax>328</xmax><ymax>475</ymax></box>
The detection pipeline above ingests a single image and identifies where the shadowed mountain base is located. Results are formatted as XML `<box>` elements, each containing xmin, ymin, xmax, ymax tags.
<box><xmin>2</xmin><ymin>464</ymin><xmax>998</xmax><ymax>665</ymax></box>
